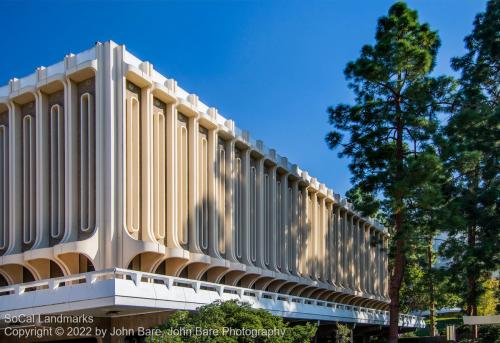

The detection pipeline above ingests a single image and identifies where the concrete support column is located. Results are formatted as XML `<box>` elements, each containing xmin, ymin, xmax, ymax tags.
<box><xmin>352</xmin><ymin>217</ymin><xmax>357</xmax><ymax>290</ymax></box>
<box><xmin>7</xmin><ymin>101</ymin><xmax>21</xmax><ymax>255</ymax></box>
<box><xmin>379</xmin><ymin>232</ymin><xmax>383</xmax><ymax>296</ymax></box>
<box><xmin>376</xmin><ymin>231</ymin><xmax>381</xmax><ymax>296</ymax></box>
<box><xmin>291</xmin><ymin>181</ymin><xmax>299</xmax><ymax>276</ymax></box>
<box><xmin>166</xmin><ymin>103</ymin><xmax>177</xmax><ymax>248</ymax></box>
<box><xmin>347</xmin><ymin>214</ymin><xmax>353</xmax><ymax>289</ymax></box>
<box><xmin>364</xmin><ymin>224</ymin><xmax>370</xmax><ymax>293</ymax></box>
<box><xmin>34</xmin><ymin>90</ymin><xmax>48</xmax><ymax>249</ymax></box>
<box><xmin>356</xmin><ymin>219</ymin><xmax>362</xmax><ymax>292</ymax></box>
<box><xmin>310</xmin><ymin>191</ymin><xmax>318</xmax><ymax>280</ymax></box>
<box><xmin>366</xmin><ymin>227</ymin><xmax>371</xmax><ymax>294</ymax></box>
<box><xmin>224</xmin><ymin>139</ymin><xmax>237</xmax><ymax>262</ymax></box>
<box><xmin>280</xmin><ymin>173</ymin><xmax>289</xmax><ymax>274</ymax></box>
<box><xmin>383</xmin><ymin>236</ymin><xmax>388</xmax><ymax>297</ymax></box>
<box><xmin>141</xmin><ymin>86</ymin><xmax>153</xmax><ymax>242</ymax></box>
<box><xmin>188</xmin><ymin>116</ymin><xmax>199</xmax><ymax>253</ymax></box>
<box><xmin>335</xmin><ymin>207</ymin><xmax>342</xmax><ymax>288</ymax></box>
<box><xmin>100</xmin><ymin>43</ymin><xmax>117</xmax><ymax>268</ymax></box>
<box><xmin>300</xmin><ymin>187</ymin><xmax>309</xmax><ymax>277</ymax></box>
<box><xmin>256</xmin><ymin>158</ymin><xmax>265</xmax><ymax>269</ymax></box>
<box><xmin>370</xmin><ymin>227</ymin><xmax>375</xmax><ymax>295</ymax></box>
<box><xmin>381</xmin><ymin>235</ymin><xmax>385</xmax><ymax>297</ymax></box>
<box><xmin>241</xmin><ymin>149</ymin><xmax>252</xmax><ymax>266</ymax></box>
<box><xmin>63</xmin><ymin>78</ymin><xmax>78</xmax><ymax>244</ymax></box>
<box><xmin>327</xmin><ymin>202</ymin><xmax>335</xmax><ymax>286</ymax></box>
<box><xmin>343</xmin><ymin>210</ymin><xmax>349</xmax><ymax>288</ymax></box>
<box><xmin>319</xmin><ymin>196</ymin><xmax>326</xmax><ymax>281</ymax></box>
<box><xmin>207</xmin><ymin>128</ymin><xmax>219</xmax><ymax>258</ymax></box>
<box><xmin>269</xmin><ymin>165</ymin><xmax>278</xmax><ymax>272</ymax></box>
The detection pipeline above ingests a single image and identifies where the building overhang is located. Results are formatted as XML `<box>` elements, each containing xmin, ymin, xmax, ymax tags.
<box><xmin>0</xmin><ymin>268</ymin><xmax>424</xmax><ymax>328</ymax></box>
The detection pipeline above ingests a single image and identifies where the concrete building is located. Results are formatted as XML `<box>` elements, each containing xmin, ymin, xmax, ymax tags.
<box><xmin>0</xmin><ymin>41</ymin><xmax>422</xmax><ymax>341</ymax></box>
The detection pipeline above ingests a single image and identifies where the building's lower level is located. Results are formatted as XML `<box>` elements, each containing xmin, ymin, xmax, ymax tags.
<box><xmin>0</xmin><ymin>268</ymin><xmax>424</xmax><ymax>342</ymax></box>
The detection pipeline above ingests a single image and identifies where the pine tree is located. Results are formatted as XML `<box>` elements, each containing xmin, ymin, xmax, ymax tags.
<box><xmin>325</xmin><ymin>3</ymin><xmax>453</xmax><ymax>341</ymax></box>
<box><xmin>441</xmin><ymin>0</ymin><xmax>500</xmax><ymax>338</ymax></box>
<box><xmin>400</xmin><ymin>161</ymin><xmax>461</xmax><ymax>336</ymax></box>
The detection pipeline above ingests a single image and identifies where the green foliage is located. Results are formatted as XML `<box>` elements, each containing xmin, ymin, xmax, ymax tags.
<box><xmin>457</xmin><ymin>324</ymin><xmax>500</xmax><ymax>343</ymax></box>
<box><xmin>415</xmin><ymin>317</ymin><xmax>462</xmax><ymax>337</ymax></box>
<box><xmin>325</xmin><ymin>0</ymin><xmax>453</xmax><ymax>248</ymax></box>
<box><xmin>145</xmin><ymin>300</ymin><xmax>317</xmax><ymax>343</ymax></box>
<box><xmin>325</xmin><ymin>2</ymin><xmax>454</xmax><ymax>340</ymax></box>
<box><xmin>399</xmin><ymin>331</ymin><xmax>417</xmax><ymax>338</ymax></box>
<box><xmin>440</xmin><ymin>0</ymin><xmax>500</xmax><ymax>316</ymax></box>
<box><xmin>478</xmin><ymin>278</ymin><xmax>500</xmax><ymax>316</ymax></box>
<box><xmin>335</xmin><ymin>323</ymin><xmax>352</xmax><ymax>343</ymax></box>
<box><xmin>345</xmin><ymin>186</ymin><xmax>382</xmax><ymax>220</ymax></box>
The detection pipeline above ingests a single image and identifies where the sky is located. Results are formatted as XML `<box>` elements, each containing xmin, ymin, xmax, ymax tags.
<box><xmin>0</xmin><ymin>0</ymin><xmax>487</xmax><ymax>196</ymax></box>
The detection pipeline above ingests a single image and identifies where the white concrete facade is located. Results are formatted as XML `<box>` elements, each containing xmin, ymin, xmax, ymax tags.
<box><xmin>0</xmin><ymin>41</ymin><xmax>392</xmax><ymax>318</ymax></box>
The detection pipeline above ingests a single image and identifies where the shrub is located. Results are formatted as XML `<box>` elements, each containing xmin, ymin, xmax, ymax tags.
<box><xmin>145</xmin><ymin>300</ymin><xmax>317</xmax><ymax>343</ymax></box>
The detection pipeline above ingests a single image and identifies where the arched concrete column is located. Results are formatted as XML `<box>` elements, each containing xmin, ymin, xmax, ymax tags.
<box><xmin>289</xmin><ymin>284</ymin><xmax>309</xmax><ymax>296</ymax></box>
<box><xmin>356</xmin><ymin>298</ymin><xmax>372</xmax><ymax>308</ymax></box>
<box><xmin>208</xmin><ymin>265</ymin><xmax>247</xmax><ymax>284</ymax></box>
<box><xmin>266</xmin><ymin>279</ymin><xmax>288</xmax><ymax>292</ymax></box>
<box><xmin>161</xmin><ymin>257</ymin><xmax>188</xmax><ymax>276</ymax></box>
<box><xmin>204</xmin><ymin>266</ymin><xmax>229</xmax><ymax>283</ymax></box>
<box><xmin>253</xmin><ymin>276</ymin><xmax>274</xmax><ymax>291</ymax></box>
<box><xmin>344</xmin><ymin>295</ymin><xmax>360</xmax><ymax>305</ymax></box>
<box><xmin>177</xmin><ymin>262</ymin><xmax>211</xmax><ymax>280</ymax></box>
<box><xmin>0</xmin><ymin>268</ymin><xmax>15</xmax><ymax>285</ymax></box>
<box><xmin>351</xmin><ymin>297</ymin><xmax>367</xmax><ymax>306</ymax></box>
<box><xmin>326</xmin><ymin>291</ymin><xmax>341</xmax><ymax>302</ymax></box>
<box><xmin>375</xmin><ymin>302</ymin><xmax>388</xmax><ymax>310</ymax></box>
<box><xmin>239</xmin><ymin>273</ymin><xmax>261</xmax><ymax>289</ymax></box>
<box><xmin>276</xmin><ymin>281</ymin><xmax>298</xmax><ymax>294</ymax></box>
<box><xmin>0</xmin><ymin>264</ymin><xmax>37</xmax><ymax>283</ymax></box>
<box><xmin>298</xmin><ymin>286</ymin><xmax>317</xmax><ymax>298</ymax></box>
<box><xmin>332</xmin><ymin>293</ymin><xmax>352</xmax><ymax>304</ymax></box>
<box><xmin>222</xmin><ymin>270</ymin><xmax>246</xmax><ymax>286</ymax></box>
<box><xmin>316</xmin><ymin>289</ymin><xmax>335</xmax><ymax>300</ymax></box>
<box><xmin>26</xmin><ymin>258</ymin><xmax>67</xmax><ymax>279</ymax></box>
<box><xmin>365</xmin><ymin>299</ymin><xmax>380</xmax><ymax>309</ymax></box>
<box><xmin>56</xmin><ymin>252</ymin><xmax>96</xmax><ymax>275</ymax></box>
<box><xmin>125</xmin><ymin>252</ymin><xmax>164</xmax><ymax>273</ymax></box>
<box><xmin>310</xmin><ymin>288</ymin><xmax>329</xmax><ymax>299</ymax></box>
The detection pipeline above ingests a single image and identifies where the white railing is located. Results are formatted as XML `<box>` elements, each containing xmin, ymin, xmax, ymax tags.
<box><xmin>0</xmin><ymin>268</ymin><xmax>424</xmax><ymax>328</ymax></box>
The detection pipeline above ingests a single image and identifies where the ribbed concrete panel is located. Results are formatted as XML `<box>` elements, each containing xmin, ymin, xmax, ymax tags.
<box><xmin>76</xmin><ymin>77</ymin><xmax>97</xmax><ymax>241</ymax></box>
<box><xmin>152</xmin><ymin>97</ymin><xmax>167</xmax><ymax>244</ymax></box>
<box><xmin>21</xmin><ymin>101</ymin><xmax>36</xmax><ymax>251</ymax></box>
<box><xmin>47</xmin><ymin>90</ymin><xmax>65</xmax><ymax>244</ymax></box>
<box><xmin>177</xmin><ymin>113</ymin><xmax>189</xmax><ymax>249</ymax></box>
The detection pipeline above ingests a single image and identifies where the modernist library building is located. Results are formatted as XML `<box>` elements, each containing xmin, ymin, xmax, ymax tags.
<box><xmin>0</xmin><ymin>41</ymin><xmax>422</xmax><ymax>340</ymax></box>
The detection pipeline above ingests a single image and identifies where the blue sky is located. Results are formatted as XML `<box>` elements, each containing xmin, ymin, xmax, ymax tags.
<box><xmin>0</xmin><ymin>0</ymin><xmax>486</xmax><ymax>196</ymax></box>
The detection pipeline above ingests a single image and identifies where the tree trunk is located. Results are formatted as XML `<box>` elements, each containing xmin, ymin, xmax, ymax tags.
<box><xmin>467</xmin><ymin>225</ymin><xmax>478</xmax><ymax>339</ymax></box>
<box><xmin>389</xmin><ymin>233</ymin><xmax>405</xmax><ymax>342</ymax></box>
<box><xmin>389</xmin><ymin>98</ymin><xmax>405</xmax><ymax>343</ymax></box>
<box><xmin>428</xmin><ymin>240</ymin><xmax>437</xmax><ymax>336</ymax></box>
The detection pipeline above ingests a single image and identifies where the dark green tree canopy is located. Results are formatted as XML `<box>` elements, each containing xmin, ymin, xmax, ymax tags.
<box><xmin>326</xmin><ymin>1</ymin><xmax>453</xmax><ymax>229</ymax></box>
<box><xmin>325</xmin><ymin>3</ymin><xmax>454</xmax><ymax>341</ymax></box>
<box><xmin>440</xmin><ymin>0</ymin><xmax>500</xmax><ymax>314</ymax></box>
<box><xmin>146</xmin><ymin>300</ymin><xmax>317</xmax><ymax>343</ymax></box>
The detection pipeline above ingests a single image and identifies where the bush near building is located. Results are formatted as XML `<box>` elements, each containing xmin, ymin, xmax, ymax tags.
<box><xmin>146</xmin><ymin>300</ymin><xmax>317</xmax><ymax>343</ymax></box>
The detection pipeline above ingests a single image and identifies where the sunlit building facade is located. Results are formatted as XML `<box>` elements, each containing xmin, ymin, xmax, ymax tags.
<box><xmin>0</xmin><ymin>41</ymin><xmax>391</xmax><ymax>318</ymax></box>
